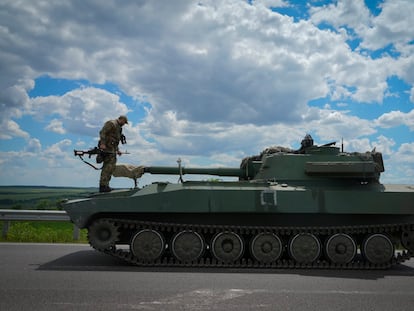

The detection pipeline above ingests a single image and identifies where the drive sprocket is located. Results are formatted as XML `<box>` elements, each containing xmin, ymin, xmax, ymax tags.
<box><xmin>88</xmin><ymin>219</ymin><xmax>120</xmax><ymax>251</ymax></box>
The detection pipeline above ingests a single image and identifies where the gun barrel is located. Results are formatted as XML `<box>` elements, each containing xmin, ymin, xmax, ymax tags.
<box><xmin>144</xmin><ymin>166</ymin><xmax>246</xmax><ymax>178</ymax></box>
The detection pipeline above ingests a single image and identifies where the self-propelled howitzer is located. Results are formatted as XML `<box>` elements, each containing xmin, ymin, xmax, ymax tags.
<box><xmin>62</xmin><ymin>138</ymin><xmax>414</xmax><ymax>269</ymax></box>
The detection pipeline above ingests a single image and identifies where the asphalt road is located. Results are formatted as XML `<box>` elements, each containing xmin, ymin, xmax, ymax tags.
<box><xmin>1</xmin><ymin>243</ymin><xmax>413</xmax><ymax>311</ymax></box>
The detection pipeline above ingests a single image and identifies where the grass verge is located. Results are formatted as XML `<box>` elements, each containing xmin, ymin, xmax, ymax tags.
<box><xmin>0</xmin><ymin>221</ymin><xmax>88</xmax><ymax>243</ymax></box>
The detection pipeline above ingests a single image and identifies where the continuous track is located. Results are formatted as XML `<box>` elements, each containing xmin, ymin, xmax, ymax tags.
<box><xmin>89</xmin><ymin>218</ymin><xmax>414</xmax><ymax>270</ymax></box>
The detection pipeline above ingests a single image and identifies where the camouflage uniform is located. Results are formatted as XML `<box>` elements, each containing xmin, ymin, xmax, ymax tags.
<box><xmin>99</xmin><ymin>119</ymin><xmax>123</xmax><ymax>189</ymax></box>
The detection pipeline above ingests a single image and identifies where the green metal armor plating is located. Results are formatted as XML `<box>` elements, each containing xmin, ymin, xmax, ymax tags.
<box><xmin>62</xmin><ymin>139</ymin><xmax>414</xmax><ymax>269</ymax></box>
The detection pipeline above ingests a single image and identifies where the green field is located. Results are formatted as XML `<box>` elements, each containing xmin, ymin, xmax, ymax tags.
<box><xmin>0</xmin><ymin>186</ymin><xmax>96</xmax><ymax>210</ymax></box>
<box><xmin>0</xmin><ymin>221</ymin><xmax>88</xmax><ymax>243</ymax></box>
<box><xmin>0</xmin><ymin>186</ymin><xmax>92</xmax><ymax>242</ymax></box>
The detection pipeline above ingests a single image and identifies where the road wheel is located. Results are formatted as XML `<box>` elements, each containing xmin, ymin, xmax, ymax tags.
<box><xmin>325</xmin><ymin>233</ymin><xmax>356</xmax><ymax>264</ymax></box>
<box><xmin>250</xmin><ymin>233</ymin><xmax>283</xmax><ymax>263</ymax></box>
<box><xmin>211</xmin><ymin>232</ymin><xmax>244</xmax><ymax>263</ymax></box>
<box><xmin>362</xmin><ymin>234</ymin><xmax>394</xmax><ymax>264</ymax></box>
<box><xmin>289</xmin><ymin>233</ymin><xmax>321</xmax><ymax>264</ymax></box>
<box><xmin>130</xmin><ymin>229</ymin><xmax>165</xmax><ymax>261</ymax></box>
<box><xmin>171</xmin><ymin>231</ymin><xmax>205</xmax><ymax>263</ymax></box>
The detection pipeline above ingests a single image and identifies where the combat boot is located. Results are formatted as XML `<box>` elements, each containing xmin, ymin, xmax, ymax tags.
<box><xmin>99</xmin><ymin>185</ymin><xmax>112</xmax><ymax>193</ymax></box>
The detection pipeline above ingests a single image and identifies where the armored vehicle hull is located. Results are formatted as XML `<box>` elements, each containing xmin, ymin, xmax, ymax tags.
<box><xmin>62</xmin><ymin>141</ymin><xmax>414</xmax><ymax>269</ymax></box>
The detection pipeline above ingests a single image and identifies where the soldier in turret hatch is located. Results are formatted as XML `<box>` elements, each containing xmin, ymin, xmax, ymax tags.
<box><xmin>295</xmin><ymin>134</ymin><xmax>314</xmax><ymax>154</ymax></box>
<box><xmin>98</xmin><ymin>115</ymin><xmax>128</xmax><ymax>192</ymax></box>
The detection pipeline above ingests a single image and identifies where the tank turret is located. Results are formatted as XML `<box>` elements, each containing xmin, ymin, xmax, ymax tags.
<box><xmin>142</xmin><ymin>142</ymin><xmax>385</xmax><ymax>185</ymax></box>
<box><xmin>62</xmin><ymin>135</ymin><xmax>414</xmax><ymax>270</ymax></box>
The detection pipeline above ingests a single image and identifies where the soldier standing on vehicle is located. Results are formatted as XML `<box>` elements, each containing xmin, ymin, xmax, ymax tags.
<box><xmin>98</xmin><ymin>115</ymin><xmax>128</xmax><ymax>192</ymax></box>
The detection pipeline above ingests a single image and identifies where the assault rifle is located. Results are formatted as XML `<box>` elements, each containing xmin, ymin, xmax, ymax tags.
<box><xmin>74</xmin><ymin>147</ymin><xmax>130</xmax><ymax>170</ymax></box>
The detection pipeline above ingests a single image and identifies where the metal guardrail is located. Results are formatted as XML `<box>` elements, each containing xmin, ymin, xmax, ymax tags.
<box><xmin>0</xmin><ymin>209</ymin><xmax>80</xmax><ymax>240</ymax></box>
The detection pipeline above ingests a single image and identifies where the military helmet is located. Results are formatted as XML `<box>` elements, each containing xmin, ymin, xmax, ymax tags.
<box><xmin>119</xmin><ymin>115</ymin><xmax>128</xmax><ymax>124</ymax></box>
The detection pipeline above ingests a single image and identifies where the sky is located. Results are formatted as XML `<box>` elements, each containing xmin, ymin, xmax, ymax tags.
<box><xmin>0</xmin><ymin>0</ymin><xmax>413</xmax><ymax>188</ymax></box>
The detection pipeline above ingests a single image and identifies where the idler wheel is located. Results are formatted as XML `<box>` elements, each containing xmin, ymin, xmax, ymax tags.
<box><xmin>250</xmin><ymin>233</ymin><xmax>283</xmax><ymax>263</ymax></box>
<box><xmin>401</xmin><ymin>230</ymin><xmax>414</xmax><ymax>252</ymax></box>
<box><xmin>289</xmin><ymin>233</ymin><xmax>321</xmax><ymax>264</ymax></box>
<box><xmin>325</xmin><ymin>233</ymin><xmax>356</xmax><ymax>264</ymax></box>
<box><xmin>88</xmin><ymin>219</ymin><xmax>119</xmax><ymax>251</ymax></box>
<box><xmin>362</xmin><ymin>234</ymin><xmax>394</xmax><ymax>264</ymax></box>
<box><xmin>211</xmin><ymin>232</ymin><xmax>244</xmax><ymax>263</ymax></box>
<box><xmin>171</xmin><ymin>231</ymin><xmax>205</xmax><ymax>262</ymax></box>
<box><xmin>130</xmin><ymin>229</ymin><xmax>165</xmax><ymax>261</ymax></box>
